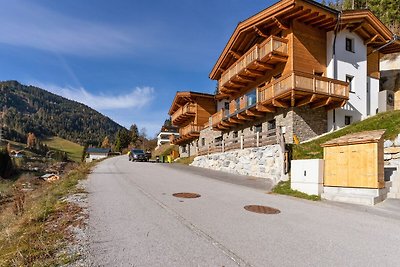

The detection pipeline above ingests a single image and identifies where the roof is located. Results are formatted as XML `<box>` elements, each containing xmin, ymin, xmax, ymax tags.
<box><xmin>321</xmin><ymin>130</ymin><xmax>386</xmax><ymax>147</ymax></box>
<box><xmin>209</xmin><ymin>0</ymin><xmax>400</xmax><ymax>80</ymax></box>
<box><xmin>168</xmin><ymin>91</ymin><xmax>215</xmax><ymax>115</ymax></box>
<box><xmin>87</xmin><ymin>147</ymin><xmax>111</xmax><ymax>154</ymax></box>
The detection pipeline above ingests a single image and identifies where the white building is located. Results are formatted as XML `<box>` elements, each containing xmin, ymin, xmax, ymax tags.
<box><xmin>156</xmin><ymin>126</ymin><xmax>179</xmax><ymax>148</ymax></box>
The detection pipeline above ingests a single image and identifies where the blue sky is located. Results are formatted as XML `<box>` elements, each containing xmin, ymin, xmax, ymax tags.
<box><xmin>0</xmin><ymin>0</ymin><xmax>277</xmax><ymax>137</ymax></box>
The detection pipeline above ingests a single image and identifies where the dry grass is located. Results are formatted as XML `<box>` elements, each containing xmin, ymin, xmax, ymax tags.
<box><xmin>0</xmin><ymin>163</ymin><xmax>93</xmax><ymax>266</ymax></box>
<box><xmin>43</xmin><ymin>137</ymin><xmax>84</xmax><ymax>162</ymax></box>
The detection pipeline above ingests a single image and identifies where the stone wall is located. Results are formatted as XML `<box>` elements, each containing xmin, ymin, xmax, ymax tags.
<box><xmin>191</xmin><ymin>144</ymin><xmax>288</xmax><ymax>184</ymax></box>
<box><xmin>292</xmin><ymin>106</ymin><xmax>327</xmax><ymax>143</ymax></box>
<box><xmin>179</xmin><ymin>140</ymin><xmax>198</xmax><ymax>158</ymax></box>
<box><xmin>384</xmin><ymin>134</ymin><xmax>400</xmax><ymax>166</ymax></box>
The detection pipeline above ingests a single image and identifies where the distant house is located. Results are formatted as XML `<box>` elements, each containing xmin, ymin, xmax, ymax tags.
<box><xmin>86</xmin><ymin>147</ymin><xmax>110</xmax><ymax>162</ymax></box>
<box><xmin>157</xmin><ymin>126</ymin><xmax>179</xmax><ymax>148</ymax></box>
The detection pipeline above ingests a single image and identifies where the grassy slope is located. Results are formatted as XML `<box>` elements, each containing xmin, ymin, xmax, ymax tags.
<box><xmin>293</xmin><ymin>110</ymin><xmax>400</xmax><ymax>160</ymax></box>
<box><xmin>43</xmin><ymin>137</ymin><xmax>84</xmax><ymax>162</ymax></box>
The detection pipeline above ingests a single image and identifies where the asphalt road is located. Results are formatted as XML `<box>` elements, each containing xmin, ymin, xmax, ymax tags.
<box><xmin>87</xmin><ymin>156</ymin><xmax>400</xmax><ymax>266</ymax></box>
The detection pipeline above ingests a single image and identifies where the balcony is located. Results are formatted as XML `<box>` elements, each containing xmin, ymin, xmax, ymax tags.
<box><xmin>257</xmin><ymin>71</ymin><xmax>349</xmax><ymax>110</ymax></box>
<box><xmin>212</xmin><ymin>89</ymin><xmax>259</xmax><ymax>130</ymax></box>
<box><xmin>212</xmin><ymin>72</ymin><xmax>349</xmax><ymax>131</ymax></box>
<box><xmin>171</xmin><ymin>123</ymin><xmax>203</xmax><ymax>145</ymax></box>
<box><xmin>171</xmin><ymin>103</ymin><xmax>196</xmax><ymax>125</ymax></box>
<box><xmin>219</xmin><ymin>36</ymin><xmax>288</xmax><ymax>94</ymax></box>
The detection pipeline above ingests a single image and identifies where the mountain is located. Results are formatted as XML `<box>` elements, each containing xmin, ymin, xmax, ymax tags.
<box><xmin>0</xmin><ymin>80</ymin><xmax>124</xmax><ymax>145</ymax></box>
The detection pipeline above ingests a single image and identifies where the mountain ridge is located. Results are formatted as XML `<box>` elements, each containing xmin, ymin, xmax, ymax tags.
<box><xmin>0</xmin><ymin>80</ymin><xmax>124</xmax><ymax>145</ymax></box>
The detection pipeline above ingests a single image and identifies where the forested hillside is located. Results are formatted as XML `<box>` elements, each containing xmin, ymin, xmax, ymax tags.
<box><xmin>0</xmin><ymin>80</ymin><xmax>124</xmax><ymax>145</ymax></box>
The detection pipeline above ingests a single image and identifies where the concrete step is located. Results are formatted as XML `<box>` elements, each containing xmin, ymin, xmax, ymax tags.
<box><xmin>322</xmin><ymin>192</ymin><xmax>385</xmax><ymax>206</ymax></box>
<box><xmin>323</xmin><ymin>186</ymin><xmax>389</xmax><ymax>197</ymax></box>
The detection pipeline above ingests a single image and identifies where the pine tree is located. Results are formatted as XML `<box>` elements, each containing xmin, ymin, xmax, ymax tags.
<box><xmin>26</xmin><ymin>132</ymin><xmax>36</xmax><ymax>149</ymax></box>
<box><xmin>129</xmin><ymin>124</ymin><xmax>139</xmax><ymax>146</ymax></box>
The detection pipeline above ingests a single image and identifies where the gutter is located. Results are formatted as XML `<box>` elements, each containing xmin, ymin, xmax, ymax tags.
<box><xmin>367</xmin><ymin>34</ymin><xmax>400</xmax><ymax>55</ymax></box>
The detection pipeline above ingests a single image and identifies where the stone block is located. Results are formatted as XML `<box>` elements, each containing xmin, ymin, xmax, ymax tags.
<box><xmin>384</xmin><ymin>154</ymin><xmax>392</xmax><ymax>160</ymax></box>
<box><xmin>384</xmin><ymin>147</ymin><xmax>400</xmax><ymax>154</ymax></box>
<box><xmin>384</xmin><ymin>140</ymin><xmax>394</xmax><ymax>148</ymax></box>
<box><xmin>394</xmin><ymin>134</ymin><xmax>400</xmax><ymax>147</ymax></box>
<box><xmin>393</xmin><ymin>153</ymin><xmax>400</xmax><ymax>159</ymax></box>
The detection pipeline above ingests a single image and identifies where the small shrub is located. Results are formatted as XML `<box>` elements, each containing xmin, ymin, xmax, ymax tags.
<box><xmin>272</xmin><ymin>180</ymin><xmax>320</xmax><ymax>201</ymax></box>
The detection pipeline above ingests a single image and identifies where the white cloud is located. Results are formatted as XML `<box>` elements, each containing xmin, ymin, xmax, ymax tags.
<box><xmin>0</xmin><ymin>1</ymin><xmax>152</xmax><ymax>56</ymax></box>
<box><xmin>31</xmin><ymin>82</ymin><xmax>155</xmax><ymax>111</ymax></box>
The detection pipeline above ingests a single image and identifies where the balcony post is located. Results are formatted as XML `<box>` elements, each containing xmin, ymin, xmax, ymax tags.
<box><xmin>256</xmin><ymin>132</ymin><xmax>260</xmax><ymax>147</ymax></box>
<box><xmin>240</xmin><ymin>135</ymin><xmax>244</xmax><ymax>150</ymax></box>
<box><xmin>313</xmin><ymin>77</ymin><xmax>316</xmax><ymax>92</ymax></box>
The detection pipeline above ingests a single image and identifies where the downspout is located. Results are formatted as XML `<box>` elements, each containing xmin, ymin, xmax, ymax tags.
<box><xmin>332</xmin><ymin>11</ymin><xmax>342</xmax><ymax>130</ymax></box>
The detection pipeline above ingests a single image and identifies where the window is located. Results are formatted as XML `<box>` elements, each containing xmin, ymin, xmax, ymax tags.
<box><xmin>182</xmin><ymin>145</ymin><xmax>187</xmax><ymax>153</ymax></box>
<box><xmin>267</xmin><ymin>120</ymin><xmax>276</xmax><ymax>136</ymax></box>
<box><xmin>233</xmin><ymin>131</ymin><xmax>238</xmax><ymax>143</ymax></box>
<box><xmin>346</xmin><ymin>75</ymin><xmax>354</xmax><ymax>92</ymax></box>
<box><xmin>254</xmin><ymin>124</ymin><xmax>262</xmax><ymax>133</ymax></box>
<box><xmin>267</xmin><ymin>119</ymin><xmax>276</xmax><ymax>130</ymax></box>
<box><xmin>201</xmin><ymin>138</ymin><xmax>205</xmax><ymax>146</ymax></box>
<box><xmin>224</xmin><ymin>102</ymin><xmax>229</xmax><ymax>110</ymax></box>
<box><xmin>345</xmin><ymin>38</ymin><xmax>354</xmax><ymax>52</ymax></box>
<box><xmin>215</xmin><ymin>136</ymin><xmax>222</xmax><ymax>147</ymax></box>
<box><xmin>345</xmin><ymin>116</ymin><xmax>352</xmax><ymax>125</ymax></box>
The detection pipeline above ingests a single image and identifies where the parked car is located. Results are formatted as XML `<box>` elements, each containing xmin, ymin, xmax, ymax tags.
<box><xmin>129</xmin><ymin>149</ymin><xmax>147</xmax><ymax>162</ymax></box>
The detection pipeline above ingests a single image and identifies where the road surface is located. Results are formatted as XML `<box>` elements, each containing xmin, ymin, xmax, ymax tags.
<box><xmin>87</xmin><ymin>156</ymin><xmax>400</xmax><ymax>266</ymax></box>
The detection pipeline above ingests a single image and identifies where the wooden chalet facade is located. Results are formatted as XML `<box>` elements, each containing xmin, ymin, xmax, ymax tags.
<box><xmin>198</xmin><ymin>0</ymin><xmax>400</xmax><ymax>153</ymax></box>
<box><xmin>168</xmin><ymin>91</ymin><xmax>216</xmax><ymax>157</ymax></box>
<box><xmin>168</xmin><ymin>0</ymin><xmax>400</xmax><ymax>158</ymax></box>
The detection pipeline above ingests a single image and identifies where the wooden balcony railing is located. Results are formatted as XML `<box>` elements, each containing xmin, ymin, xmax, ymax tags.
<box><xmin>257</xmin><ymin>71</ymin><xmax>349</xmax><ymax>104</ymax></box>
<box><xmin>211</xmin><ymin>109</ymin><xmax>224</xmax><ymax>127</ymax></box>
<box><xmin>179</xmin><ymin>123</ymin><xmax>203</xmax><ymax>136</ymax></box>
<box><xmin>171</xmin><ymin>103</ymin><xmax>196</xmax><ymax>124</ymax></box>
<box><xmin>219</xmin><ymin>36</ymin><xmax>288</xmax><ymax>90</ymax></box>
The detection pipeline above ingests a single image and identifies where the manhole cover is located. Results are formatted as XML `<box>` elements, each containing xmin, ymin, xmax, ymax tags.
<box><xmin>172</xmin><ymin>192</ymin><xmax>201</xmax><ymax>198</ymax></box>
<box><xmin>244</xmin><ymin>205</ymin><xmax>280</xmax><ymax>214</ymax></box>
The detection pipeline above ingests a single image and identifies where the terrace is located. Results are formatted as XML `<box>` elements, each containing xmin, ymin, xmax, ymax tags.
<box><xmin>171</xmin><ymin>103</ymin><xmax>196</xmax><ymax>125</ymax></box>
<box><xmin>171</xmin><ymin>123</ymin><xmax>203</xmax><ymax>145</ymax></box>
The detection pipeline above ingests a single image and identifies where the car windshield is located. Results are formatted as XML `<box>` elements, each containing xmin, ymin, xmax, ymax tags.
<box><xmin>132</xmin><ymin>149</ymin><xmax>144</xmax><ymax>154</ymax></box>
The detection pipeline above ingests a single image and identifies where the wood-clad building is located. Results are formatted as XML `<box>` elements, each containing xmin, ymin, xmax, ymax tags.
<box><xmin>168</xmin><ymin>91</ymin><xmax>216</xmax><ymax>157</ymax></box>
<box><xmin>202</xmin><ymin>0</ymin><xmax>400</xmax><ymax>150</ymax></box>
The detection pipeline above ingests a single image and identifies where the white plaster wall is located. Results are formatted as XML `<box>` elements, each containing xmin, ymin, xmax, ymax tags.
<box><xmin>89</xmin><ymin>154</ymin><xmax>108</xmax><ymax>160</ymax></box>
<box><xmin>326</xmin><ymin>30</ymin><xmax>376</xmax><ymax>131</ymax></box>
<box><xmin>217</xmin><ymin>99</ymin><xmax>229</xmax><ymax>111</ymax></box>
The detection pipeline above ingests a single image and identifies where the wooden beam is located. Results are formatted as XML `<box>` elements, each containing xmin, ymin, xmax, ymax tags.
<box><xmin>296</xmin><ymin>94</ymin><xmax>316</xmax><ymax>107</ymax></box>
<box><xmin>220</xmin><ymin>121</ymin><xmax>232</xmax><ymax>127</ymax></box>
<box><xmin>310</xmin><ymin>17</ymin><xmax>333</xmax><ymax>27</ymax></box>
<box><xmin>237</xmin><ymin>75</ymin><xmax>256</xmax><ymax>82</ymax></box>
<box><xmin>272</xmin><ymin>99</ymin><xmax>289</xmax><ymax>108</ymax></box>
<box><xmin>245</xmin><ymin>109</ymin><xmax>264</xmax><ymax>117</ymax></box>
<box><xmin>228</xmin><ymin>80</ymin><xmax>247</xmax><ymax>87</ymax></box>
<box><xmin>255</xmin><ymin>61</ymin><xmax>273</xmax><ymax>69</ymax></box>
<box><xmin>237</xmin><ymin>113</ymin><xmax>252</xmax><ymax>120</ymax></box>
<box><xmin>244</xmin><ymin>68</ymin><xmax>264</xmax><ymax>76</ymax></box>
<box><xmin>304</xmin><ymin>15</ymin><xmax>326</xmax><ymax>25</ymax></box>
<box><xmin>350</xmin><ymin>22</ymin><xmax>366</xmax><ymax>33</ymax></box>
<box><xmin>273</xmin><ymin>16</ymin><xmax>289</xmax><ymax>30</ymax></box>
<box><xmin>229</xmin><ymin>117</ymin><xmax>243</xmax><ymax>124</ymax></box>
<box><xmin>364</xmin><ymin>34</ymin><xmax>379</xmax><ymax>45</ymax></box>
<box><xmin>285</xmin><ymin>8</ymin><xmax>310</xmax><ymax>20</ymax></box>
<box><xmin>253</xmin><ymin>26</ymin><xmax>269</xmax><ymax>38</ymax></box>
<box><xmin>297</xmin><ymin>11</ymin><xmax>319</xmax><ymax>22</ymax></box>
<box><xmin>220</xmin><ymin>87</ymin><xmax>238</xmax><ymax>93</ymax></box>
<box><xmin>229</xmin><ymin>50</ymin><xmax>242</xmax><ymax>60</ymax></box>
<box><xmin>311</xmin><ymin>97</ymin><xmax>332</xmax><ymax>109</ymax></box>
<box><xmin>256</xmin><ymin>103</ymin><xmax>276</xmax><ymax>113</ymax></box>
<box><xmin>325</xmin><ymin>100</ymin><xmax>347</xmax><ymax>111</ymax></box>
<box><xmin>280</xmin><ymin>6</ymin><xmax>303</xmax><ymax>20</ymax></box>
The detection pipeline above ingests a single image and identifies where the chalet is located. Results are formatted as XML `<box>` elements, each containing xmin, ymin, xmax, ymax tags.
<box><xmin>156</xmin><ymin>126</ymin><xmax>179</xmax><ymax>148</ymax></box>
<box><xmin>168</xmin><ymin>91</ymin><xmax>216</xmax><ymax>157</ymax></box>
<box><xmin>86</xmin><ymin>147</ymin><xmax>110</xmax><ymax>162</ymax></box>
<box><xmin>198</xmin><ymin>0</ymin><xmax>400</xmax><ymax>154</ymax></box>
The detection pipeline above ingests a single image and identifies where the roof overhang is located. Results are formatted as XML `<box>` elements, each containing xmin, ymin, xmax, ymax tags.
<box><xmin>168</xmin><ymin>91</ymin><xmax>215</xmax><ymax>115</ymax></box>
<box><xmin>209</xmin><ymin>0</ymin><xmax>339</xmax><ymax>80</ymax></box>
<box><xmin>340</xmin><ymin>10</ymin><xmax>400</xmax><ymax>54</ymax></box>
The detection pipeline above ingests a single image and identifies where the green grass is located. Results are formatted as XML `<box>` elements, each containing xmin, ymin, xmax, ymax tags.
<box><xmin>293</xmin><ymin>110</ymin><xmax>400</xmax><ymax>159</ymax></box>
<box><xmin>43</xmin><ymin>137</ymin><xmax>84</xmax><ymax>162</ymax></box>
<box><xmin>0</xmin><ymin>162</ymin><xmax>94</xmax><ymax>266</ymax></box>
<box><xmin>272</xmin><ymin>180</ymin><xmax>321</xmax><ymax>201</ymax></box>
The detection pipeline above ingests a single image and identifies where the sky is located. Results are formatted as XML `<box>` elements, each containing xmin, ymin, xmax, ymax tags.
<box><xmin>0</xmin><ymin>0</ymin><xmax>278</xmax><ymax>137</ymax></box>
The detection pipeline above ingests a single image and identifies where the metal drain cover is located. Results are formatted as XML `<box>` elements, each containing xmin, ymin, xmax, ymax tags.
<box><xmin>244</xmin><ymin>205</ymin><xmax>280</xmax><ymax>214</ymax></box>
<box><xmin>172</xmin><ymin>192</ymin><xmax>201</xmax><ymax>198</ymax></box>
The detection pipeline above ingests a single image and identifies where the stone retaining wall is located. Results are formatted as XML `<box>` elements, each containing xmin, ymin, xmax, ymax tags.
<box><xmin>191</xmin><ymin>144</ymin><xmax>287</xmax><ymax>184</ymax></box>
<box><xmin>384</xmin><ymin>134</ymin><xmax>400</xmax><ymax>166</ymax></box>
